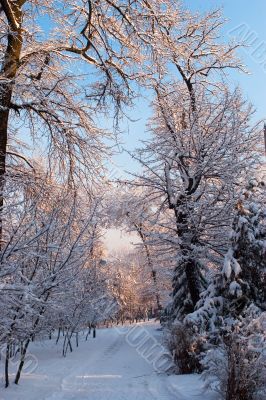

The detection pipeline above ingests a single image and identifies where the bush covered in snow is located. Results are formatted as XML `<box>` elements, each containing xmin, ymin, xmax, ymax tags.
<box><xmin>201</xmin><ymin>308</ymin><xmax>266</xmax><ymax>400</ymax></box>
<box><xmin>165</xmin><ymin>321</ymin><xmax>205</xmax><ymax>374</ymax></box>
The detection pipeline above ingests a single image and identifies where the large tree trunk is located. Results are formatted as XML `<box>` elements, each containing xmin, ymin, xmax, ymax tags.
<box><xmin>176</xmin><ymin>200</ymin><xmax>201</xmax><ymax>303</ymax></box>
<box><xmin>184</xmin><ymin>258</ymin><xmax>201</xmax><ymax>306</ymax></box>
<box><xmin>0</xmin><ymin>84</ymin><xmax>12</xmax><ymax>242</ymax></box>
<box><xmin>0</xmin><ymin>1</ymin><xmax>23</xmax><ymax>243</ymax></box>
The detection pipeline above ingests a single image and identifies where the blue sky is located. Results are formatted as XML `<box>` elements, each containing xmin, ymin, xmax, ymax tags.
<box><xmin>112</xmin><ymin>0</ymin><xmax>266</xmax><ymax>176</ymax></box>
<box><xmin>185</xmin><ymin>0</ymin><xmax>266</xmax><ymax>118</ymax></box>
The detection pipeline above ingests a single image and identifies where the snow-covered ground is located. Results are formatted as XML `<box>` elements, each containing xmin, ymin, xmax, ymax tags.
<box><xmin>0</xmin><ymin>321</ymin><xmax>217</xmax><ymax>400</ymax></box>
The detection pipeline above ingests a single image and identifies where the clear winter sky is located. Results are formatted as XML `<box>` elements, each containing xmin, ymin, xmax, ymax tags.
<box><xmin>105</xmin><ymin>0</ymin><xmax>265</xmax><ymax>252</ymax></box>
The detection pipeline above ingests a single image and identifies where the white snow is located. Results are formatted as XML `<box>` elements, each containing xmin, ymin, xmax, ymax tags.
<box><xmin>222</xmin><ymin>250</ymin><xmax>232</xmax><ymax>279</ymax></box>
<box><xmin>0</xmin><ymin>321</ymin><xmax>217</xmax><ymax>400</ymax></box>
<box><xmin>229</xmin><ymin>281</ymin><xmax>242</xmax><ymax>297</ymax></box>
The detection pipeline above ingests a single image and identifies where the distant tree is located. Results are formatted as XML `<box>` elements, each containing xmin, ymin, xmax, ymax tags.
<box><xmin>106</xmin><ymin>187</ymin><xmax>174</xmax><ymax>312</ymax></box>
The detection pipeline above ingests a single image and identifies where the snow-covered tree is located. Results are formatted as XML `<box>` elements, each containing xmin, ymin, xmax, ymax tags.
<box><xmin>136</xmin><ymin>87</ymin><xmax>261</xmax><ymax>321</ymax></box>
<box><xmin>186</xmin><ymin>178</ymin><xmax>266</xmax><ymax>332</ymax></box>
<box><xmin>227</xmin><ymin>179</ymin><xmax>266</xmax><ymax>310</ymax></box>
<box><xmin>0</xmin><ymin>0</ymin><xmax>189</xmax><ymax>240</ymax></box>
<box><xmin>132</xmin><ymin>7</ymin><xmax>262</xmax><ymax>320</ymax></box>
<box><xmin>0</xmin><ymin>170</ymin><xmax>106</xmax><ymax>386</ymax></box>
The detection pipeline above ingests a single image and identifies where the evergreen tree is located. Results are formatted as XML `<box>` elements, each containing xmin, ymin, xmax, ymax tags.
<box><xmin>230</xmin><ymin>179</ymin><xmax>266</xmax><ymax>310</ymax></box>
<box><xmin>186</xmin><ymin>178</ymin><xmax>266</xmax><ymax>332</ymax></box>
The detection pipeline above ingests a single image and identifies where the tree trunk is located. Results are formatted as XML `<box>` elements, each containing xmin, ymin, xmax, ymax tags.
<box><xmin>171</xmin><ymin>196</ymin><xmax>203</xmax><ymax>316</ymax></box>
<box><xmin>5</xmin><ymin>343</ymin><xmax>10</xmax><ymax>388</ymax></box>
<box><xmin>184</xmin><ymin>259</ymin><xmax>201</xmax><ymax>306</ymax></box>
<box><xmin>85</xmin><ymin>325</ymin><xmax>91</xmax><ymax>341</ymax></box>
<box><xmin>0</xmin><ymin>2</ymin><xmax>23</xmax><ymax>244</ymax></box>
<box><xmin>63</xmin><ymin>330</ymin><xmax>73</xmax><ymax>356</ymax></box>
<box><xmin>56</xmin><ymin>327</ymin><xmax>61</xmax><ymax>344</ymax></box>
<box><xmin>62</xmin><ymin>334</ymin><xmax>67</xmax><ymax>356</ymax></box>
<box><xmin>135</xmin><ymin>223</ymin><xmax>162</xmax><ymax>311</ymax></box>
<box><xmin>14</xmin><ymin>339</ymin><xmax>30</xmax><ymax>385</ymax></box>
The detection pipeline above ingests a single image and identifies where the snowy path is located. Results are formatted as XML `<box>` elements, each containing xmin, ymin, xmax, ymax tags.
<box><xmin>0</xmin><ymin>321</ymin><xmax>215</xmax><ymax>400</ymax></box>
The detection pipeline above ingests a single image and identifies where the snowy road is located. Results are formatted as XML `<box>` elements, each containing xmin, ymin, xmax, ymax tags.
<box><xmin>0</xmin><ymin>321</ymin><xmax>215</xmax><ymax>400</ymax></box>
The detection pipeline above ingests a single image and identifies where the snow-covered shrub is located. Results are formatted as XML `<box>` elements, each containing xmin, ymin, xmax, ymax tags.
<box><xmin>165</xmin><ymin>322</ymin><xmax>205</xmax><ymax>374</ymax></box>
<box><xmin>201</xmin><ymin>309</ymin><xmax>266</xmax><ymax>400</ymax></box>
